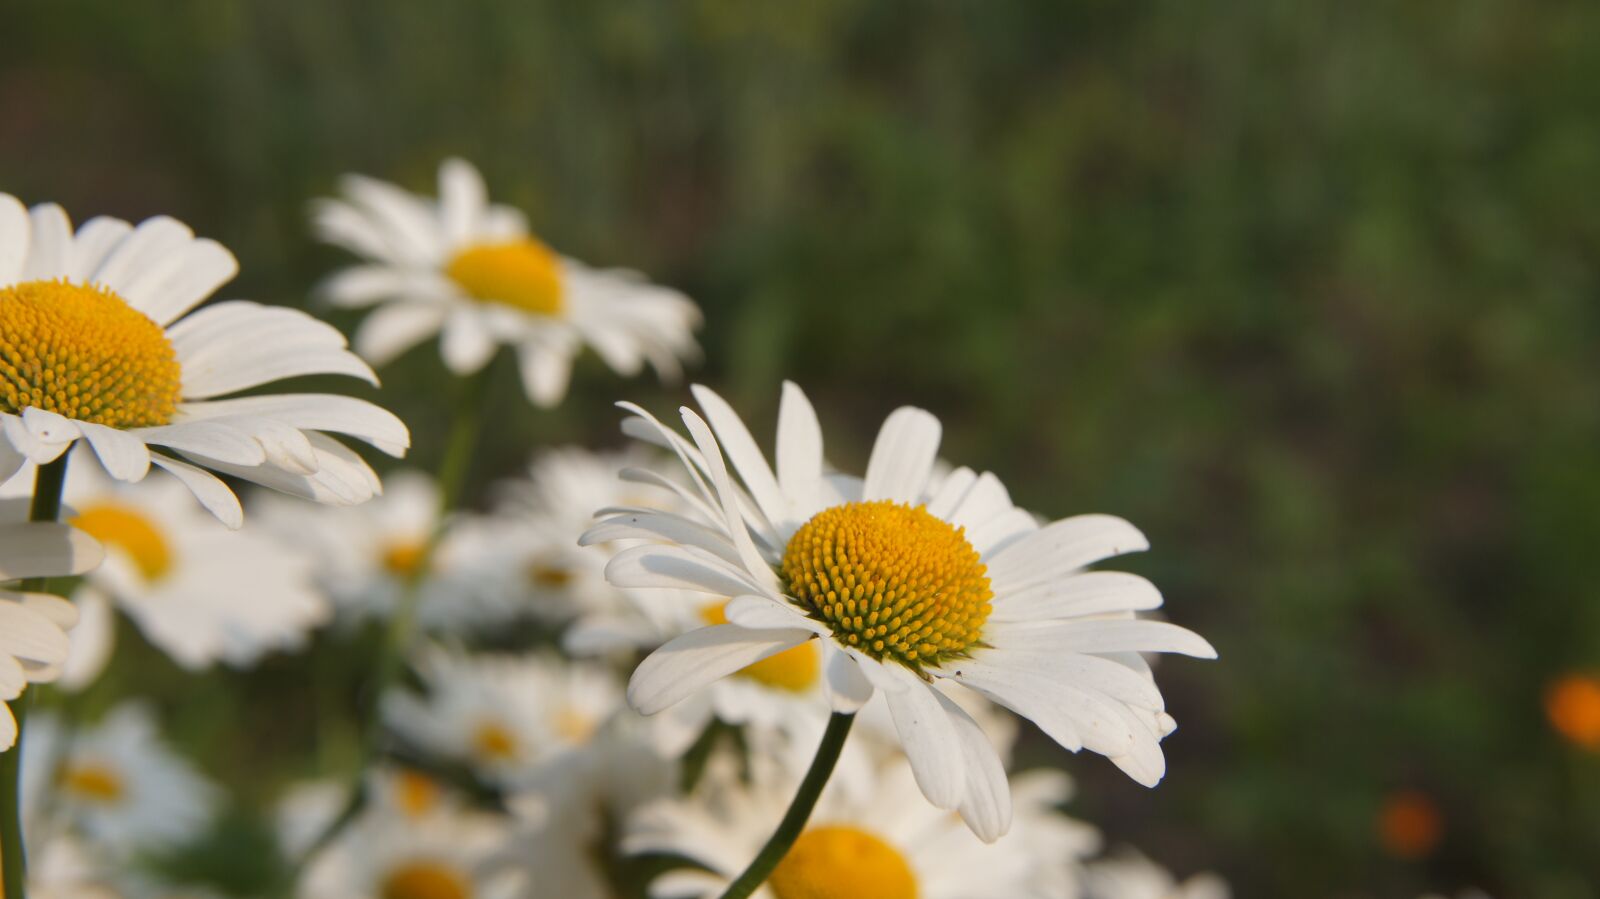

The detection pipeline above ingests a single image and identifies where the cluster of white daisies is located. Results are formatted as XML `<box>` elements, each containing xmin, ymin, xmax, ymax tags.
<box><xmin>0</xmin><ymin>160</ymin><xmax>1252</xmax><ymax>898</ymax></box>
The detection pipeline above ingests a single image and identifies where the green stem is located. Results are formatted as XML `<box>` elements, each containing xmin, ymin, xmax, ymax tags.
<box><xmin>290</xmin><ymin>368</ymin><xmax>490</xmax><ymax>875</ymax></box>
<box><xmin>2</xmin><ymin>455</ymin><xmax>71</xmax><ymax>899</ymax></box>
<box><xmin>716</xmin><ymin>712</ymin><xmax>856</xmax><ymax>899</ymax></box>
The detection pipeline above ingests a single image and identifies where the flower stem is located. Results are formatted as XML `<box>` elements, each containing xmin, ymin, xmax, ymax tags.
<box><xmin>290</xmin><ymin>367</ymin><xmax>490</xmax><ymax>875</ymax></box>
<box><xmin>715</xmin><ymin>712</ymin><xmax>856</xmax><ymax>899</ymax></box>
<box><xmin>1</xmin><ymin>455</ymin><xmax>72</xmax><ymax>899</ymax></box>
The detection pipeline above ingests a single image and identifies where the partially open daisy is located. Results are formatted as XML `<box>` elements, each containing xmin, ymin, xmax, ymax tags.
<box><xmin>6</xmin><ymin>456</ymin><xmax>329</xmax><ymax>683</ymax></box>
<box><xmin>0</xmin><ymin>193</ymin><xmax>410</xmax><ymax>526</ymax></box>
<box><xmin>23</xmin><ymin>703</ymin><xmax>218</xmax><ymax>853</ymax></box>
<box><xmin>312</xmin><ymin>158</ymin><xmax>702</xmax><ymax>407</ymax></box>
<box><xmin>587</xmin><ymin>383</ymin><xmax>1217</xmax><ymax>840</ymax></box>
<box><xmin>0</xmin><ymin>521</ymin><xmax>102</xmax><ymax>750</ymax></box>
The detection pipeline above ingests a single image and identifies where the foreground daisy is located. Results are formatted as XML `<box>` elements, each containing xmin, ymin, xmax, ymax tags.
<box><xmin>0</xmin><ymin>193</ymin><xmax>410</xmax><ymax>526</ymax></box>
<box><xmin>23</xmin><ymin>704</ymin><xmax>218</xmax><ymax>853</ymax></box>
<box><xmin>627</xmin><ymin>740</ymin><xmax>1093</xmax><ymax>899</ymax></box>
<box><xmin>312</xmin><ymin>158</ymin><xmax>701</xmax><ymax>406</ymax></box>
<box><xmin>588</xmin><ymin>383</ymin><xmax>1216</xmax><ymax>841</ymax></box>
<box><xmin>0</xmin><ymin>521</ymin><xmax>102</xmax><ymax>749</ymax></box>
<box><xmin>5</xmin><ymin>457</ymin><xmax>327</xmax><ymax>682</ymax></box>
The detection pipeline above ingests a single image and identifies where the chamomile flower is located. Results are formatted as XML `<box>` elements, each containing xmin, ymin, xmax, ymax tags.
<box><xmin>312</xmin><ymin>158</ymin><xmax>701</xmax><ymax>406</ymax></box>
<box><xmin>0</xmin><ymin>520</ymin><xmax>101</xmax><ymax>749</ymax></box>
<box><xmin>253</xmin><ymin>471</ymin><xmax>513</xmax><ymax>632</ymax></box>
<box><xmin>23</xmin><ymin>704</ymin><xmax>218</xmax><ymax>853</ymax></box>
<box><xmin>5</xmin><ymin>456</ymin><xmax>328</xmax><ymax>681</ymax></box>
<box><xmin>0</xmin><ymin>194</ymin><xmax>410</xmax><ymax>526</ymax></box>
<box><xmin>277</xmin><ymin>766</ymin><xmax>459</xmax><ymax>860</ymax></box>
<box><xmin>382</xmin><ymin>648</ymin><xmax>622</xmax><ymax>787</ymax></box>
<box><xmin>588</xmin><ymin>383</ymin><xmax>1217</xmax><ymax>840</ymax></box>
<box><xmin>298</xmin><ymin>802</ymin><xmax>525</xmax><ymax>899</ymax></box>
<box><xmin>1083</xmin><ymin>850</ymin><xmax>1230</xmax><ymax>899</ymax></box>
<box><xmin>627</xmin><ymin>743</ymin><xmax>1087</xmax><ymax>899</ymax></box>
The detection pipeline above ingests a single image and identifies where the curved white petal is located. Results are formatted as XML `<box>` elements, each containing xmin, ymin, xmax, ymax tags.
<box><xmin>0</xmin><ymin>193</ymin><xmax>31</xmax><ymax>283</ymax></box>
<box><xmin>149</xmin><ymin>454</ymin><xmax>243</xmax><ymax>529</ymax></box>
<box><xmin>987</xmin><ymin>514</ymin><xmax>1150</xmax><ymax>592</ymax></box>
<box><xmin>627</xmin><ymin>624</ymin><xmax>812</xmax><ymax>715</ymax></box>
<box><xmin>354</xmin><ymin>301</ymin><xmax>449</xmax><ymax>367</ymax></box>
<box><xmin>440</xmin><ymin>309</ymin><xmax>498</xmax><ymax>374</ymax></box>
<box><xmin>90</xmin><ymin>215</ymin><xmax>192</xmax><ymax>297</ymax></box>
<box><xmin>689</xmin><ymin>384</ymin><xmax>783</xmax><ymax>529</ymax></box>
<box><xmin>77</xmin><ymin>421</ymin><xmax>152</xmax><ymax>482</ymax></box>
<box><xmin>0</xmin><ymin>522</ymin><xmax>104</xmax><ymax>579</ymax></box>
<box><xmin>19</xmin><ymin>203</ymin><xmax>72</xmax><ymax>280</ymax></box>
<box><xmin>131</xmin><ymin>238</ymin><xmax>237</xmax><ymax>326</ymax></box>
<box><xmin>605</xmin><ymin>544</ymin><xmax>767</xmax><ymax>597</ymax></box>
<box><xmin>178</xmin><ymin>394</ymin><xmax>409</xmax><ymax>458</ymax></box>
<box><xmin>990</xmin><ymin>571</ymin><xmax>1163</xmax><ymax>622</ymax></box>
<box><xmin>935</xmin><ymin>688</ymin><xmax>1012</xmax><ymax>842</ymax></box>
<box><xmin>67</xmin><ymin>216</ymin><xmax>134</xmax><ymax>282</ymax></box>
<box><xmin>439</xmin><ymin>158</ymin><xmax>487</xmax><ymax>246</ymax></box>
<box><xmin>776</xmin><ymin>381</ymin><xmax>824</xmax><ymax>520</ymax></box>
<box><xmin>859</xmin><ymin>660</ymin><xmax>966</xmax><ymax>809</ymax></box>
<box><xmin>862</xmin><ymin>406</ymin><xmax>941</xmax><ymax>504</ymax></box>
<box><xmin>516</xmin><ymin>341</ymin><xmax>574</xmax><ymax>408</ymax></box>
<box><xmin>822</xmin><ymin>644</ymin><xmax>874</xmax><ymax>713</ymax></box>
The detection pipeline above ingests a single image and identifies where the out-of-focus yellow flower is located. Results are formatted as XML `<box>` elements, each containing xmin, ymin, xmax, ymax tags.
<box><xmin>1546</xmin><ymin>673</ymin><xmax>1600</xmax><ymax>751</ymax></box>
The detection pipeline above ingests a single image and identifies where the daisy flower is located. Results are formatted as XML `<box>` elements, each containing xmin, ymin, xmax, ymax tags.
<box><xmin>297</xmin><ymin>801</ymin><xmax>525</xmax><ymax>899</ymax></box>
<box><xmin>0</xmin><ymin>520</ymin><xmax>102</xmax><ymax>749</ymax></box>
<box><xmin>277</xmin><ymin>766</ymin><xmax>460</xmax><ymax>861</ymax></box>
<box><xmin>23</xmin><ymin>703</ymin><xmax>218</xmax><ymax>853</ymax></box>
<box><xmin>626</xmin><ymin>741</ymin><xmax>1092</xmax><ymax>899</ymax></box>
<box><xmin>1082</xmin><ymin>850</ymin><xmax>1230</xmax><ymax>899</ymax></box>
<box><xmin>0</xmin><ymin>193</ymin><xmax>410</xmax><ymax>526</ymax></box>
<box><xmin>3</xmin><ymin>457</ymin><xmax>328</xmax><ymax>683</ymax></box>
<box><xmin>382</xmin><ymin>648</ymin><xmax>622</xmax><ymax>787</ymax></box>
<box><xmin>312</xmin><ymin>158</ymin><xmax>701</xmax><ymax>406</ymax></box>
<box><xmin>588</xmin><ymin>382</ymin><xmax>1217</xmax><ymax>840</ymax></box>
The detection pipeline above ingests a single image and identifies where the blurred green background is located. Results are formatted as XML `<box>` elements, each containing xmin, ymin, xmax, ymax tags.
<box><xmin>5</xmin><ymin>0</ymin><xmax>1600</xmax><ymax>895</ymax></box>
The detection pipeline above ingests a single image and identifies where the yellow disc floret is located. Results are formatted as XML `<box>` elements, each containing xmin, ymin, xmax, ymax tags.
<box><xmin>768</xmin><ymin>825</ymin><xmax>918</xmax><ymax>899</ymax></box>
<box><xmin>781</xmin><ymin>500</ymin><xmax>991</xmax><ymax>671</ymax></box>
<box><xmin>380</xmin><ymin>860</ymin><xmax>472</xmax><ymax>899</ymax></box>
<box><xmin>0</xmin><ymin>279</ymin><xmax>183</xmax><ymax>428</ymax></box>
<box><xmin>700</xmin><ymin>601</ymin><xmax>821</xmax><ymax>692</ymax></box>
<box><xmin>58</xmin><ymin>761</ymin><xmax>126</xmax><ymax>804</ymax></box>
<box><xmin>445</xmin><ymin>239</ymin><xmax>564</xmax><ymax>317</ymax></box>
<box><xmin>73</xmin><ymin>502</ymin><xmax>174</xmax><ymax>582</ymax></box>
<box><xmin>470</xmin><ymin>720</ymin><xmax>520</xmax><ymax>762</ymax></box>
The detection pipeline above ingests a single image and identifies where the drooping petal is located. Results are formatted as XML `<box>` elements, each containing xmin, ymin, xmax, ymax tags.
<box><xmin>149</xmin><ymin>455</ymin><xmax>243</xmax><ymax>528</ymax></box>
<box><xmin>627</xmin><ymin>624</ymin><xmax>813</xmax><ymax>715</ymax></box>
<box><xmin>859</xmin><ymin>660</ymin><xmax>966</xmax><ymax>809</ymax></box>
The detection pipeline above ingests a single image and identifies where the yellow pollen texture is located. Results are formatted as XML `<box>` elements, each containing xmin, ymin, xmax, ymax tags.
<box><xmin>382</xmin><ymin>540</ymin><xmax>427</xmax><ymax>578</ymax></box>
<box><xmin>780</xmin><ymin>501</ymin><xmax>991</xmax><ymax>670</ymax></box>
<box><xmin>471</xmin><ymin>720</ymin><xmax>519</xmax><ymax>762</ymax></box>
<box><xmin>445</xmin><ymin>239</ymin><xmax>564</xmax><ymax>317</ymax></box>
<box><xmin>700</xmin><ymin>602</ymin><xmax>820</xmax><ymax>692</ymax></box>
<box><xmin>59</xmin><ymin>761</ymin><xmax>126</xmax><ymax>803</ymax></box>
<box><xmin>73</xmin><ymin>502</ymin><xmax>174</xmax><ymax>582</ymax></box>
<box><xmin>0</xmin><ymin>279</ymin><xmax>182</xmax><ymax>428</ymax></box>
<box><xmin>768</xmin><ymin>825</ymin><xmax>918</xmax><ymax>899</ymax></box>
<box><xmin>379</xmin><ymin>860</ymin><xmax>472</xmax><ymax>899</ymax></box>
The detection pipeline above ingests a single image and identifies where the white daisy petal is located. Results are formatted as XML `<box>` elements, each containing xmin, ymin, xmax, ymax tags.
<box><xmin>925</xmin><ymin>466</ymin><xmax>977</xmax><ymax>520</ymax></box>
<box><xmin>1020</xmin><ymin>619</ymin><xmax>1218</xmax><ymax>659</ymax></box>
<box><xmin>439</xmin><ymin>158</ymin><xmax>488</xmax><ymax>247</ymax></box>
<box><xmin>171</xmin><ymin>301</ymin><xmax>377</xmax><ymax>398</ymax></box>
<box><xmin>775</xmin><ymin>380</ymin><xmax>824</xmax><ymax>516</ymax></box>
<box><xmin>987</xmin><ymin>514</ymin><xmax>1150</xmax><ymax>591</ymax></box>
<box><xmin>0</xmin><ymin>522</ymin><xmax>104</xmax><ymax>578</ymax></box>
<box><xmin>678</xmin><ymin>408</ymin><xmax>780</xmax><ymax>592</ymax></box>
<box><xmin>11</xmin><ymin>409</ymin><xmax>80</xmax><ymax>463</ymax></box>
<box><xmin>76</xmin><ymin>421</ymin><xmax>153</xmax><ymax>482</ymax></box>
<box><xmin>582</xmin><ymin>510</ymin><xmax>741</xmax><ymax>566</ymax></box>
<box><xmin>19</xmin><ymin>203</ymin><xmax>73</xmax><ymax>280</ymax></box>
<box><xmin>67</xmin><ymin>216</ymin><xmax>135</xmax><ymax>281</ymax></box>
<box><xmin>517</xmin><ymin>341</ymin><xmax>575</xmax><ymax>409</ymax></box>
<box><xmin>859</xmin><ymin>661</ymin><xmax>966</xmax><ymax>809</ymax></box>
<box><xmin>339</xmin><ymin>174</ymin><xmax>446</xmax><ymax>264</ymax></box>
<box><xmin>440</xmin><ymin>309</ymin><xmax>498</xmax><ymax>373</ymax></box>
<box><xmin>628</xmin><ymin>624</ymin><xmax>813</xmax><ymax>715</ymax></box>
<box><xmin>689</xmin><ymin>384</ymin><xmax>784</xmax><ymax>528</ymax></box>
<box><xmin>822</xmin><ymin>644</ymin><xmax>874</xmax><ymax>713</ymax></box>
<box><xmin>0</xmin><ymin>193</ymin><xmax>31</xmax><ymax>282</ymax></box>
<box><xmin>354</xmin><ymin>301</ymin><xmax>450</xmax><ymax>366</ymax></box>
<box><xmin>318</xmin><ymin>265</ymin><xmax>417</xmax><ymax>309</ymax></box>
<box><xmin>947</xmin><ymin>471</ymin><xmax>1014</xmax><ymax>532</ymax></box>
<box><xmin>990</xmin><ymin>570</ymin><xmax>1164</xmax><ymax>622</ymax></box>
<box><xmin>310</xmin><ymin>198</ymin><xmax>407</xmax><ymax>265</ymax></box>
<box><xmin>138</xmin><ymin>420</ymin><xmax>268</xmax><ymax>467</ymax></box>
<box><xmin>90</xmin><ymin>215</ymin><xmax>193</xmax><ymax>298</ymax></box>
<box><xmin>180</xmin><ymin>394</ymin><xmax>410</xmax><ymax>458</ymax></box>
<box><xmin>149</xmin><ymin>454</ymin><xmax>244</xmax><ymax>529</ymax></box>
<box><xmin>934</xmin><ymin>688</ymin><xmax>1013</xmax><ymax>842</ymax></box>
<box><xmin>721</xmin><ymin>594</ymin><xmax>814</xmax><ymax>632</ymax></box>
<box><xmin>862</xmin><ymin>406</ymin><xmax>941</xmax><ymax>503</ymax></box>
<box><xmin>604</xmin><ymin>544</ymin><xmax>767</xmax><ymax>597</ymax></box>
<box><xmin>132</xmin><ymin>238</ymin><xmax>238</xmax><ymax>326</ymax></box>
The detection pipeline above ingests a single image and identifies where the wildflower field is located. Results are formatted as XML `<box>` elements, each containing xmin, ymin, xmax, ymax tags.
<box><xmin>1</xmin><ymin>2</ymin><xmax>1598</xmax><ymax>897</ymax></box>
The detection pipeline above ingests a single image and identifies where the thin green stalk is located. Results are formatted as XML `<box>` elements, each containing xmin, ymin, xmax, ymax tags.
<box><xmin>716</xmin><ymin>712</ymin><xmax>856</xmax><ymax>899</ymax></box>
<box><xmin>290</xmin><ymin>368</ymin><xmax>490</xmax><ymax>875</ymax></box>
<box><xmin>2</xmin><ymin>456</ymin><xmax>71</xmax><ymax>899</ymax></box>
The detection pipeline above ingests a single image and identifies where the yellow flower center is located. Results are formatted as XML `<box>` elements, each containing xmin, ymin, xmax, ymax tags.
<box><xmin>528</xmin><ymin>562</ymin><xmax>573</xmax><ymax>589</ymax></box>
<box><xmin>379</xmin><ymin>860</ymin><xmax>472</xmax><ymax>899</ymax></box>
<box><xmin>768</xmin><ymin>825</ymin><xmax>918</xmax><ymax>899</ymax></box>
<box><xmin>553</xmin><ymin>705</ymin><xmax>597</xmax><ymax>743</ymax></box>
<box><xmin>382</xmin><ymin>540</ymin><xmax>427</xmax><ymax>578</ymax></box>
<box><xmin>700</xmin><ymin>602</ymin><xmax>820</xmax><ymax>692</ymax></box>
<box><xmin>72</xmin><ymin>502</ymin><xmax>173</xmax><ymax>581</ymax></box>
<box><xmin>781</xmin><ymin>501</ymin><xmax>991</xmax><ymax>670</ymax></box>
<box><xmin>58</xmin><ymin>761</ymin><xmax>126</xmax><ymax>804</ymax></box>
<box><xmin>393</xmin><ymin>769</ymin><xmax>442</xmax><ymax>818</ymax></box>
<box><xmin>445</xmin><ymin>239</ymin><xmax>564</xmax><ymax>317</ymax></box>
<box><xmin>0</xmin><ymin>279</ymin><xmax>183</xmax><ymax>428</ymax></box>
<box><xmin>470</xmin><ymin>720</ymin><xmax>519</xmax><ymax>762</ymax></box>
